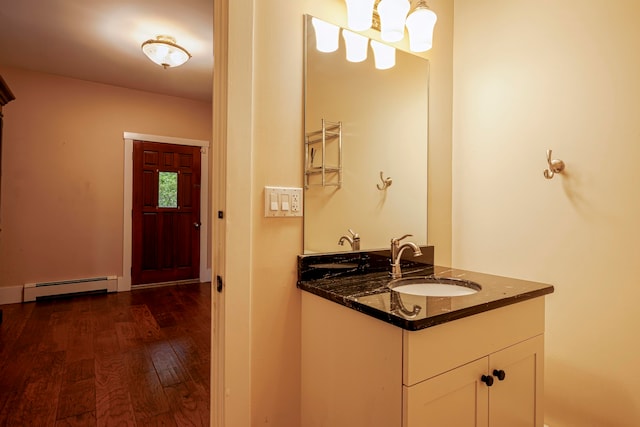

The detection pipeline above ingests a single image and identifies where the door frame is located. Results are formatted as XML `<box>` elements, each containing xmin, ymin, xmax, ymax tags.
<box><xmin>120</xmin><ymin>132</ymin><xmax>210</xmax><ymax>291</ymax></box>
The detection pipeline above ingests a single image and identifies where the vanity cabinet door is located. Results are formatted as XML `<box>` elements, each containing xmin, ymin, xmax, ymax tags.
<box><xmin>489</xmin><ymin>335</ymin><xmax>544</xmax><ymax>427</ymax></box>
<box><xmin>403</xmin><ymin>358</ymin><xmax>489</xmax><ymax>427</ymax></box>
<box><xmin>403</xmin><ymin>335</ymin><xmax>544</xmax><ymax>427</ymax></box>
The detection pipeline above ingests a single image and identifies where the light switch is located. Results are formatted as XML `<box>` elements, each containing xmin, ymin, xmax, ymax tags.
<box><xmin>264</xmin><ymin>186</ymin><xmax>303</xmax><ymax>217</ymax></box>
<box><xmin>281</xmin><ymin>194</ymin><xmax>290</xmax><ymax>211</ymax></box>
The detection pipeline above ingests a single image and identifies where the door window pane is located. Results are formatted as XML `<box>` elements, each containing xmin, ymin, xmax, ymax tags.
<box><xmin>158</xmin><ymin>171</ymin><xmax>178</xmax><ymax>208</ymax></box>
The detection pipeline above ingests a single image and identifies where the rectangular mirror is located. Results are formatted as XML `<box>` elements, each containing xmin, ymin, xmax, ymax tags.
<box><xmin>304</xmin><ymin>15</ymin><xmax>429</xmax><ymax>253</ymax></box>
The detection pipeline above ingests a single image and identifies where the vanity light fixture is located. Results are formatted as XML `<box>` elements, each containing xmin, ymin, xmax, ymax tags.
<box><xmin>344</xmin><ymin>0</ymin><xmax>437</xmax><ymax>52</ymax></box>
<box><xmin>371</xmin><ymin>40</ymin><xmax>396</xmax><ymax>69</ymax></box>
<box><xmin>342</xmin><ymin>30</ymin><xmax>369</xmax><ymax>62</ymax></box>
<box><xmin>141</xmin><ymin>35</ymin><xmax>191</xmax><ymax>69</ymax></box>
<box><xmin>311</xmin><ymin>18</ymin><xmax>340</xmax><ymax>53</ymax></box>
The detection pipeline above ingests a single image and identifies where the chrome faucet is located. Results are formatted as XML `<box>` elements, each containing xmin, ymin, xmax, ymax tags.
<box><xmin>390</xmin><ymin>234</ymin><xmax>422</xmax><ymax>279</ymax></box>
<box><xmin>338</xmin><ymin>229</ymin><xmax>360</xmax><ymax>251</ymax></box>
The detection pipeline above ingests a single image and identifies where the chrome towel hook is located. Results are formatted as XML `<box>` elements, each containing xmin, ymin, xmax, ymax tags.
<box><xmin>377</xmin><ymin>171</ymin><xmax>392</xmax><ymax>190</ymax></box>
<box><xmin>544</xmin><ymin>149</ymin><xmax>565</xmax><ymax>179</ymax></box>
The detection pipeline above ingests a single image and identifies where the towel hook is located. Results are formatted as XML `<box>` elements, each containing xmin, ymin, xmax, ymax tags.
<box><xmin>543</xmin><ymin>149</ymin><xmax>565</xmax><ymax>179</ymax></box>
<box><xmin>377</xmin><ymin>171</ymin><xmax>393</xmax><ymax>190</ymax></box>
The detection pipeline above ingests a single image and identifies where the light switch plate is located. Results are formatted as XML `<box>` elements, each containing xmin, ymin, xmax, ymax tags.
<box><xmin>264</xmin><ymin>186</ymin><xmax>303</xmax><ymax>217</ymax></box>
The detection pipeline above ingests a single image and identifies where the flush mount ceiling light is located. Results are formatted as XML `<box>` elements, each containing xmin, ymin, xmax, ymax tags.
<box><xmin>141</xmin><ymin>35</ymin><xmax>191</xmax><ymax>69</ymax></box>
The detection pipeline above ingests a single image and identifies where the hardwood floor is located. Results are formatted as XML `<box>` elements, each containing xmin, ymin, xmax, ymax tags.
<box><xmin>0</xmin><ymin>282</ymin><xmax>211</xmax><ymax>426</ymax></box>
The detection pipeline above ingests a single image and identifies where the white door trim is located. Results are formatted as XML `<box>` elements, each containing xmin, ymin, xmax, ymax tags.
<box><xmin>120</xmin><ymin>132</ymin><xmax>211</xmax><ymax>291</ymax></box>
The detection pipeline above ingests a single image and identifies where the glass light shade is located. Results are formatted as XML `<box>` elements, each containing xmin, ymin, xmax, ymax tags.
<box><xmin>141</xmin><ymin>36</ymin><xmax>191</xmax><ymax>69</ymax></box>
<box><xmin>405</xmin><ymin>3</ymin><xmax>437</xmax><ymax>52</ymax></box>
<box><xmin>344</xmin><ymin>0</ymin><xmax>375</xmax><ymax>31</ymax></box>
<box><xmin>342</xmin><ymin>30</ymin><xmax>369</xmax><ymax>62</ymax></box>
<box><xmin>371</xmin><ymin>40</ymin><xmax>396</xmax><ymax>70</ymax></box>
<box><xmin>377</xmin><ymin>0</ymin><xmax>410</xmax><ymax>42</ymax></box>
<box><xmin>311</xmin><ymin>18</ymin><xmax>340</xmax><ymax>53</ymax></box>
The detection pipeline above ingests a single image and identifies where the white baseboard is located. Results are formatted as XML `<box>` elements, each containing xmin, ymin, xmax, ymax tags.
<box><xmin>117</xmin><ymin>271</ymin><xmax>211</xmax><ymax>292</ymax></box>
<box><xmin>117</xmin><ymin>276</ymin><xmax>131</xmax><ymax>292</ymax></box>
<box><xmin>202</xmin><ymin>268</ymin><xmax>212</xmax><ymax>283</ymax></box>
<box><xmin>0</xmin><ymin>285</ymin><xmax>24</xmax><ymax>305</ymax></box>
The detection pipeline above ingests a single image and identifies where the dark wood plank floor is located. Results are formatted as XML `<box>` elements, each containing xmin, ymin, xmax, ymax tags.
<box><xmin>0</xmin><ymin>282</ymin><xmax>211</xmax><ymax>426</ymax></box>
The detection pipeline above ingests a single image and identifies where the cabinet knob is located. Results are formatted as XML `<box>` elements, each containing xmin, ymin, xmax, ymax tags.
<box><xmin>481</xmin><ymin>375</ymin><xmax>494</xmax><ymax>387</ymax></box>
<box><xmin>493</xmin><ymin>369</ymin><xmax>506</xmax><ymax>381</ymax></box>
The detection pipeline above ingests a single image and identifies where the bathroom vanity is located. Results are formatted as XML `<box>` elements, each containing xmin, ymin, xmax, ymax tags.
<box><xmin>300</xmin><ymin>13</ymin><xmax>553</xmax><ymax>426</ymax></box>
<box><xmin>298</xmin><ymin>248</ymin><xmax>554</xmax><ymax>427</ymax></box>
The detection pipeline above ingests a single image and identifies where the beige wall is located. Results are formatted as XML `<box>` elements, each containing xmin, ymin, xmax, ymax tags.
<box><xmin>0</xmin><ymin>66</ymin><xmax>211</xmax><ymax>294</ymax></box>
<box><xmin>221</xmin><ymin>0</ymin><xmax>453</xmax><ymax>424</ymax></box>
<box><xmin>251</xmin><ymin>2</ymin><xmax>305</xmax><ymax>425</ymax></box>
<box><xmin>452</xmin><ymin>1</ymin><xmax>640</xmax><ymax>425</ymax></box>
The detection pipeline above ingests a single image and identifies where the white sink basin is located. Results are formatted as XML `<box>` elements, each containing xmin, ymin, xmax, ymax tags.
<box><xmin>388</xmin><ymin>277</ymin><xmax>481</xmax><ymax>297</ymax></box>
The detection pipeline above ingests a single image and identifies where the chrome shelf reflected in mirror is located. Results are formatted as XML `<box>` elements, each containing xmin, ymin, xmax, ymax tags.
<box><xmin>304</xmin><ymin>119</ymin><xmax>342</xmax><ymax>188</ymax></box>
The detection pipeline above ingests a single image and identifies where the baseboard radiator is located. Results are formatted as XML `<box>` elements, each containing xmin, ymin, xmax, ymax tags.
<box><xmin>23</xmin><ymin>276</ymin><xmax>117</xmax><ymax>302</ymax></box>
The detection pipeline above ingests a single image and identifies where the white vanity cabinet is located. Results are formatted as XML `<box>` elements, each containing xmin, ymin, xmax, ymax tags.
<box><xmin>301</xmin><ymin>292</ymin><xmax>546</xmax><ymax>427</ymax></box>
<box><xmin>404</xmin><ymin>335</ymin><xmax>543</xmax><ymax>427</ymax></box>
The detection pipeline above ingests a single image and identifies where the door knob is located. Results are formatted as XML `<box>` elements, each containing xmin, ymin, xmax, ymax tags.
<box><xmin>493</xmin><ymin>369</ymin><xmax>506</xmax><ymax>381</ymax></box>
<box><xmin>481</xmin><ymin>375</ymin><xmax>494</xmax><ymax>387</ymax></box>
<box><xmin>194</xmin><ymin>222</ymin><xmax>201</xmax><ymax>229</ymax></box>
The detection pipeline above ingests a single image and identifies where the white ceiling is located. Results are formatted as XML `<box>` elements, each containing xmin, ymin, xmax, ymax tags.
<box><xmin>0</xmin><ymin>0</ymin><xmax>213</xmax><ymax>102</ymax></box>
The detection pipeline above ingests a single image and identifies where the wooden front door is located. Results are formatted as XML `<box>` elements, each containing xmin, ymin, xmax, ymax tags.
<box><xmin>132</xmin><ymin>141</ymin><xmax>201</xmax><ymax>285</ymax></box>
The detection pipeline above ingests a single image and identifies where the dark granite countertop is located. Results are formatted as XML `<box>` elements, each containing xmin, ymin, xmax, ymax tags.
<box><xmin>297</xmin><ymin>248</ymin><xmax>554</xmax><ymax>331</ymax></box>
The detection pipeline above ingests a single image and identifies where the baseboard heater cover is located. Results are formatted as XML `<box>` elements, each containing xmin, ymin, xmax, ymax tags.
<box><xmin>23</xmin><ymin>276</ymin><xmax>117</xmax><ymax>302</ymax></box>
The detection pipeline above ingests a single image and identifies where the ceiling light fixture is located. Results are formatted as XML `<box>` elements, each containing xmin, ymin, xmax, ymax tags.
<box><xmin>141</xmin><ymin>35</ymin><xmax>191</xmax><ymax>69</ymax></box>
